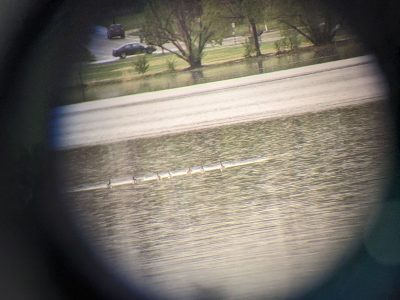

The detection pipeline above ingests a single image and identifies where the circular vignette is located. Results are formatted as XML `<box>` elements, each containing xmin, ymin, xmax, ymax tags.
<box><xmin>0</xmin><ymin>0</ymin><xmax>400</xmax><ymax>300</ymax></box>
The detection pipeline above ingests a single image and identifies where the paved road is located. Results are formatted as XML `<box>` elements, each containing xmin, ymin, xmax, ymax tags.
<box><xmin>87</xmin><ymin>26</ymin><xmax>136</xmax><ymax>63</ymax></box>
<box><xmin>87</xmin><ymin>26</ymin><xmax>281</xmax><ymax>64</ymax></box>
<box><xmin>53</xmin><ymin>55</ymin><xmax>388</xmax><ymax>149</ymax></box>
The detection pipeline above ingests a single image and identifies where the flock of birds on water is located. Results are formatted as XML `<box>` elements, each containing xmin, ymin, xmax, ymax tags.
<box><xmin>105</xmin><ymin>163</ymin><xmax>226</xmax><ymax>189</ymax></box>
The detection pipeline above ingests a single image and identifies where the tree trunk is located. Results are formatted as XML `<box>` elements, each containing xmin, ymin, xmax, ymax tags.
<box><xmin>317</xmin><ymin>34</ymin><xmax>335</xmax><ymax>46</ymax></box>
<box><xmin>187</xmin><ymin>48</ymin><xmax>202</xmax><ymax>69</ymax></box>
<box><xmin>189</xmin><ymin>58</ymin><xmax>202</xmax><ymax>69</ymax></box>
<box><xmin>250</xmin><ymin>19</ymin><xmax>262</xmax><ymax>56</ymax></box>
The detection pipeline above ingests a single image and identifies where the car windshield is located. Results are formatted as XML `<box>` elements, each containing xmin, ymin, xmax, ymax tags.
<box><xmin>111</xmin><ymin>24</ymin><xmax>122</xmax><ymax>29</ymax></box>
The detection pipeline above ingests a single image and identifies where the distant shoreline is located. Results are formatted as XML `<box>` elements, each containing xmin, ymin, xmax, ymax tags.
<box><xmin>66</xmin><ymin>39</ymin><xmax>359</xmax><ymax>90</ymax></box>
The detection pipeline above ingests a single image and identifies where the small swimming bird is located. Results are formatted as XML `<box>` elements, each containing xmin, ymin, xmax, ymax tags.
<box><xmin>168</xmin><ymin>171</ymin><xmax>172</xmax><ymax>179</ymax></box>
<box><xmin>220</xmin><ymin>163</ymin><xmax>226</xmax><ymax>172</ymax></box>
<box><xmin>132</xmin><ymin>176</ymin><xmax>137</xmax><ymax>184</ymax></box>
<box><xmin>187</xmin><ymin>167</ymin><xmax>192</xmax><ymax>176</ymax></box>
<box><xmin>200</xmin><ymin>166</ymin><xmax>205</xmax><ymax>174</ymax></box>
<box><xmin>156</xmin><ymin>173</ymin><xmax>161</xmax><ymax>181</ymax></box>
<box><xmin>106</xmin><ymin>179</ymin><xmax>112</xmax><ymax>189</ymax></box>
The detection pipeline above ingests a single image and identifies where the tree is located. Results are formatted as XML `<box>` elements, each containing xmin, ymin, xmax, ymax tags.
<box><xmin>242</xmin><ymin>0</ymin><xmax>267</xmax><ymax>56</ymax></box>
<box><xmin>217</xmin><ymin>0</ymin><xmax>270</xmax><ymax>57</ymax></box>
<box><xmin>201</xmin><ymin>0</ymin><xmax>237</xmax><ymax>46</ymax></box>
<box><xmin>141</xmin><ymin>0</ymin><xmax>215</xmax><ymax>69</ymax></box>
<box><xmin>272</xmin><ymin>0</ymin><xmax>343</xmax><ymax>46</ymax></box>
<box><xmin>133</xmin><ymin>55</ymin><xmax>150</xmax><ymax>75</ymax></box>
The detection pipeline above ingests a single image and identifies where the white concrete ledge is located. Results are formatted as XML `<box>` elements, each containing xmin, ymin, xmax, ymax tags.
<box><xmin>52</xmin><ymin>55</ymin><xmax>388</xmax><ymax>150</ymax></box>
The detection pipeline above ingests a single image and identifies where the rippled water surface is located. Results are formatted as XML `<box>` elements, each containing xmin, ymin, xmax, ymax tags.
<box><xmin>59</xmin><ymin>101</ymin><xmax>392</xmax><ymax>299</ymax></box>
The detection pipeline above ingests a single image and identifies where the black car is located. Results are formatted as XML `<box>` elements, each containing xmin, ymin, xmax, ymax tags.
<box><xmin>107</xmin><ymin>24</ymin><xmax>125</xmax><ymax>39</ymax></box>
<box><xmin>112</xmin><ymin>43</ymin><xmax>157</xmax><ymax>59</ymax></box>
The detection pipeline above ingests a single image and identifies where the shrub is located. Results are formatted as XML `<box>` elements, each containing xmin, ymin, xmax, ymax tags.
<box><xmin>133</xmin><ymin>55</ymin><xmax>150</xmax><ymax>75</ymax></box>
<box><xmin>282</xmin><ymin>28</ymin><xmax>301</xmax><ymax>51</ymax></box>
<box><xmin>283</xmin><ymin>29</ymin><xmax>301</xmax><ymax>50</ymax></box>
<box><xmin>274</xmin><ymin>39</ymin><xmax>285</xmax><ymax>54</ymax></box>
<box><xmin>166</xmin><ymin>57</ymin><xmax>176</xmax><ymax>72</ymax></box>
<box><xmin>214</xmin><ymin>38</ymin><xmax>223</xmax><ymax>46</ymax></box>
<box><xmin>242</xmin><ymin>39</ymin><xmax>255</xmax><ymax>58</ymax></box>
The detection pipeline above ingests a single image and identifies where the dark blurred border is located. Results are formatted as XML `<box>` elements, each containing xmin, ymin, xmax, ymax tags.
<box><xmin>0</xmin><ymin>0</ymin><xmax>399</xmax><ymax>299</ymax></box>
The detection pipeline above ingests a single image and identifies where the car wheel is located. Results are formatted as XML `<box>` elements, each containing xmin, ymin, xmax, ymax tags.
<box><xmin>121</xmin><ymin>35</ymin><xmax>125</xmax><ymax>39</ymax></box>
<box><xmin>146</xmin><ymin>48</ymin><xmax>152</xmax><ymax>54</ymax></box>
<box><xmin>120</xmin><ymin>52</ymin><xmax>127</xmax><ymax>59</ymax></box>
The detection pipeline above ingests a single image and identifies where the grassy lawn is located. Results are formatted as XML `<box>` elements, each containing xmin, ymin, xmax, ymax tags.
<box><xmin>118</xmin><ymin>13</ymin><xmax>146</xmax><ymax>32</ymax></box>
<box><xmin>69</xmin><ymin>22</ymin><xmax>352</xmax><ymax>88</ymax></box>
<box><xmin>97</xmin><ymin>12</ymin><xmax>145</xmax><ymax>30</ymax></box>
<box><xmin>74</xmin><ymin>40</ymin><xmax>285</xmax><ymax>86</ymax></box>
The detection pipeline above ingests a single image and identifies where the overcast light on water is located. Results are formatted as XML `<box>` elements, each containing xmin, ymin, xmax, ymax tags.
<box><xmin>57</xmin><ymin>99</ymin><xmax>392</xmax><ymax>299</ymax></box>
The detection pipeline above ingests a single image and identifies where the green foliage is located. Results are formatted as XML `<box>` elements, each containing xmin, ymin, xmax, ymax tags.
<box><xmin>274</xmin><ymin>39</ymin><xmax>285</xmax><ymax>53</ymax></box>
<box><xmin>241</xmin><ymin>0</ymin><xmax>269</xmax><ymax>24</ymax></box>
<box><xmin>216</xmin><ymin>0</ymin><xmax>271</xmax><ymax>56</ymax></box>
<box><xmin>141</xmin><ymin>1</ymin><xmax>170</xmax><ymax>48</ymax></box>
<box><xmin>209</xmin><ymin>38</ymin><xmax>223</xmax><ymax>46</ymax></box>
<box><xmin>273</xmin><ymin>0</ymin><xmax>342</xmax><ymax>46</ymax></box>
<box><xmin>142</xmin><ymin>0</ymin><xmax>216</xmax><ymax>68</ymax></box>
<box><xmin>282</xmin><ymin>28</ymin><xmax>302</xmax><ymax>50</ymax></box>
<box><xmin>202</xmin><ymin>0</ymin><xmax>237</xmax><ymax>46</ymax></box>
<box><xmin>208</xmin><ymin>28</ymin><xmax>230</xmax><ymax>46</ymax></box>
<box><xmin>133</xmin><ymin>55</ymin><xmax>150</xmax><ymax>75</ymax></box>
<box><xmin>274</xmin><ymin>28</ymin><xmax>302</xmax><ymax>53</ymax></box>
<box><xmin>242</xmin><ymin>39</ymin><xmax>255</xmax><ymax>58</ymax></box>
<box><xmin>96</xmin><ymin>12</ymin><xmax>145</xmax><ymax>31</ymax></box>
<box><xmin>166</xmin><ymin>57</ymin><xmax>176</xmax><ymax>72</ymax></box>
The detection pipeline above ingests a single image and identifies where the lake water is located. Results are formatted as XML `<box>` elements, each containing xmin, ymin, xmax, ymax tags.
<box><xmin>58</xmin><ymin>100</ymin><xmax>392</xmax><ymax>299</ymax></box>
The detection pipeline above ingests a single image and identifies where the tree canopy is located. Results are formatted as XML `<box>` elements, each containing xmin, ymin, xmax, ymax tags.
<box><xmin>141</xmin><ymin>0</ymin><xmax>216</xmax><ymax>68</ymax></box>
<box><xmin>141</xmin><ymin>0</ymin><xmax>343</xmax><ymax>67</ymax></box>
<box><xmin>272</xmin><ymin>0</ymin><xmax>343</xmax><ymax>46</ymax></box>
<box><xmin>217</xmin><ymin>0</ymin><xmax>271</xmax><ymax>56</ymax></box>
